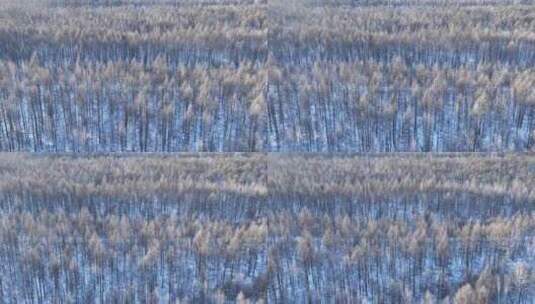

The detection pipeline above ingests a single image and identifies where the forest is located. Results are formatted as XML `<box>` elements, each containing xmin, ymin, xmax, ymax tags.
<box><xmin>0</xmin><ymin>153</ymin><xmax>533</xmax><ymax>303</ymax></box>
<box><xmin>0</xmin><ymin>1</ymin><xmax>267</xmax><ymax>152</ymax></box>
<box><xmin>0</xmin><ymin>153</ymin><xmax>268</xmax><ymax>303</ymax></box>
<box><xmin>0</xmin><ymin>0</ymin><xmax>534</xmax><ymax>303</ymax></box>
<box><xmin>2</xmin><ymin>1</ymin><xmax>535</xmax><ymax>152</ymax></box>
<box><xmin>267</xmin><ymin>154</ymin><xmax>534</xmax><ymax>302</ymax></box>
<box><xmin>267</xmin><ymin>2</ymin><xmax>535</xmax><ymax>151</ymax></box>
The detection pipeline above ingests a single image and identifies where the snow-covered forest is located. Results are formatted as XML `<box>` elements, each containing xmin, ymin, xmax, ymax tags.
<box><xmin>0</xmin><ymin>154</ymin><xmax>268</xmax><ymax>303</ymax></box>
<box><xmin>267</xmin><ymin>3</ymin><xmax>535</xmax><ymax>151</ymax></box>
<box><xmin>2</xmin><ymin>1</ymin><xmax>535</xmax><ymax>152</ymax></box>
<box><xmin>0</xmin><ymin>154</ymin><xmax>533</xmax><ymax>303</ymax></box>
<box><xmin>0</xmin><ymin>1</ymin><xmax>267</xmax><ymax>152</ymax></box>
<box><xmin>1</xmin><ymin>0</ymin><xmax>534</xmax><ymax>303</ymax></box>
<box><xmin>267</xmin><ymin>154</ymin><xmax>535</xmax><ymax>302</ymax></box>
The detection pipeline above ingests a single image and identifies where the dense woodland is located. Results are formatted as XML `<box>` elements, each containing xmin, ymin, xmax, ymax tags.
<box><xmin>267</xmin><ymin>3</ymin><xmax>535</xmax><ymax>151</ymax></box>
<box><xmin>0</xmin><ymin>154</ymin><xmax>268</xmax><ymax>303</ymax></box>
<box><xmin>2</xmin><ymin>1</ymin><xmax>535</xmax><ymax>152</ymax></box>
<box><xmin>267</xmin><ymin>154</ymin><xmax>535</xmax><ymax>302</ymax></box>
<box><xmin>0</xmin><ymin>1</ymin><xmax>534</xmax><ymax>303</ymax></box>
<box><xmin>0</xmin><ymin>2</ymin><xmax>267</xmax><ymax>152</ymax></box>
<box><xmin>0</xmin><ymin>154</ymin><xmax>533</xmax><ymax>303</ymax></box>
